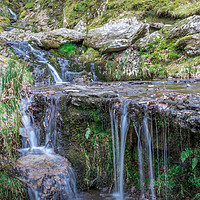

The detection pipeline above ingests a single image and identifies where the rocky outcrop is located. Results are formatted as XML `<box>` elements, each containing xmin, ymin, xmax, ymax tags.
<box><xmin>168</xmin><ymin>15</ymin><xmax>200</xmax><ymax>39</ymax></box>
<box><xmin>116</xmin><ymin>47</ymin><xmax>141</xmax><ymax>76</ymax></box>
<box><xmin>83</xmin><ymin>17</ymin><xmax>149</xmax><ymax>53</ymax></box>
<box><xmin>0</xmin><ymin>28</ymin><xmax>85</xmax><ymax>49</ymax></box>
<box><xmin>175</xmin><ymin>34</ymin><xmax>200</xmax><ymax>56</ymax></box>
<box><xmin>133</xmin><ymin>31</ymin><xmax>163</xmax><ymax>50</ymax></box>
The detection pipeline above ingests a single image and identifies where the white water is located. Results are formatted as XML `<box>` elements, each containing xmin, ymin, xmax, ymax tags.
<box><xmin>90</xmin><ymin>63</ymin><xmax>98</xmax><ymax>82</ymax></box>
<box><xmin>6</xmin><ymin>42</ymin><xmax>63</xmax><ymax>83</ymax></box>
<box><xmin>143</xmin><ymin>117</ymin><xmax>156</xmax><ymax>199</ymax></box>
<box><xmin>134</xmin><ymin>116</ymin><xmax>156</xmax><ymax>199</ymax></box>
<box><xmin>110</xmin><ymin>101</ymin><xmax>130</xmax><ymax>200</ymax></box>
<box><xmin>8</xmin><ymin>8</ymin><xmax>17</xmax><ymax>21</ymax></box>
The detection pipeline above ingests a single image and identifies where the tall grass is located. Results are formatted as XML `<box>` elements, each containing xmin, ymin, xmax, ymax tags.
<box><xmin>0</xmin><ymin>60</ymin><xmax>33</xmax><ymax>200</ymax></box>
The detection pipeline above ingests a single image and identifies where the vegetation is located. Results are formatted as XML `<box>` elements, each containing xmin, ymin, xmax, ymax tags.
<box><xmin>0</xmin><ymin>61</ymin><xmax>33</xmax><ymax>200</ymax></box>
<box><xmin>64</xmin><ymin>0</ymin><xmax>200</xmax><ymax>29</ymax></box>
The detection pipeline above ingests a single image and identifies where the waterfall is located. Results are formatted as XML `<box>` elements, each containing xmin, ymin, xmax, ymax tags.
<box><xmin>90</xmin><ymin>63</ymin><xmax>97</xmax><ymax>82</ymax></box>
<box><xmin>18</xmin><ymin>95</ymin><xmax>78</xmax><ymax>200</ymax></box>
<box><xmin>4</xmin><ymin>42</ymin><xmax>63</xmax><ymax>83</ymax></box>
<box><xmin>134</xmin><ymin>116</ymin><xmax>156</xmax><ymax>199</ymax></box>
<box><xmin>109</xmin><ymin>100</ymin><xmax>130</xmax><ymax>200</ymax></box>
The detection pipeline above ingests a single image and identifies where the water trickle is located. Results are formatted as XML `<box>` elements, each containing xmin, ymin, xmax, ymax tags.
<box><xmin>109</xmin><ymin>100</ymin><xmax>130</xmax><ymax>200</ymax></box>
<box><xmin>134</xmin><ymin>115</ymin><xmax>156</xmax><ymax>200</ymax></box>
<box><xmin>57</xmin><ymin>57</ymin><xmax>82</xmax><ymax>82</ymax></box>
<box><xmin>8</xmin><ymin>8</ymin><xmax>17</xmax><ymax>22</ymax></box>
<box><xmin>90</xmin><ymin>63</ymin><xmax>97</xmax><ymax>82</ymax></box>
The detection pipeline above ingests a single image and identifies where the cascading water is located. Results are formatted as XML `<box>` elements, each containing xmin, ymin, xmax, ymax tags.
<box><xmin>134</xmin><ymin>115</ymin><xmax>156</xmax><ymax>200</ymax></box>
<box><xmin>18</xmin><ymin>95</ymin><xmax>78</xmax><ymax>200</ymax></box>
<box><xmin>109</xmin><ymin>100</ymin><xmax>130</xmax><ymax>200</ymax></box>
<box><xmin>8</xmin><ymin>8</ymin><xmax>17</xmax><ymax>22</ymax></box>
<box><xmin>5</xmin><ymin>42</ymin><xmax>63</xmax><ymax>83</ymax></box>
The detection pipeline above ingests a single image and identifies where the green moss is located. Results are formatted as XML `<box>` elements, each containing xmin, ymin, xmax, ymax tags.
<box><xmin>0</xmin><ymin>26</ymin><xmax>4</xmax><ymax>32</ymax></box>
<box><xmin>19</xmin><ymin>10</ymin><xmax>26</xmax><ymax>19</ymax></box>
<box><xmin>41</xmin><ymin>39</ymin><xmax>61</xmax><ymax>50</ymax></box>
<box><xmin>63</xmin><ymin>0</ymin><xmax>199</xmax><ymax>31</ymax></box>
<box><xmin>79</xmin><ymin>48</ymin><xmax>101</xmax><ymax>63</ymax></box>
<box><xmin>0</xmin><ymin>17</ymin><xmax>10</xmax><ymax>28</ymax></box>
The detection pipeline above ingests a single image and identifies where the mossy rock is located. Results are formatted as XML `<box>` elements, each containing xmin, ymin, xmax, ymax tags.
<box><xmin>41</xmin><ymin>39</ymin><xmax>61</xmax><ymax>50</ymax></box>
<box><xmin>0</xmin><ymin>17</ymin><xmax>10</xmax><ymax>28</ymax></box>
<box><xmin>66</xmin><ymin>147</ymin><xmax>89</xmax><ymax>190</ymax></box>
<box><xmin>0</xmin><ymin>26</ymin><xmax>4</xmax><ymax>32</ymax></box>
<box><xmin>176</xmin><ymin>34</ymin><xmax>200</xmax><ymax>56</ymax></box>
<box><xmin>79</xmin><ymin>48</ymin><xmax>101</xmax><ymax>63</ymax></box>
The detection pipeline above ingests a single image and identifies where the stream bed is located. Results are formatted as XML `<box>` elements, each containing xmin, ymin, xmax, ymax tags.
<box><xmin>7</xmin><ymin>39</ymin><xmax>199</xmax><ymax>200</ymax></box>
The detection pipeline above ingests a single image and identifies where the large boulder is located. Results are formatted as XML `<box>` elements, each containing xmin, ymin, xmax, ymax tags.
<box><xmin>17</xmin><ymin>152</ymin><xmax>77</xmax><ymax>199</ymax></box>
<box><xmin>175</xmin><ymin>34</ymin><xmax>200</xmax><ymax>56</ymax></box>
<box><xmin>0</xmin><ymin>28</ymin><xmax>85</xmax><ymax>49</ymax></box>
<box><xmin>83</xmin><ymin>17</ymin><xmax>148</xmax><ymax>53</ymax></box>
<box><xmin>133</xmin><ymin>31</ymin><xmax>163</xmax><ymax>50</ymax></box>
<box><xmin>168</xmin><ymin>15</ymin><xmax>200</xmax><ymax>39</ymax></box>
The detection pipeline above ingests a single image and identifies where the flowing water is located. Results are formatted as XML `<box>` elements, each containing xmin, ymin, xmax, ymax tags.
<box><xmin>109</xmin><ymin>100</ymin><xmax>130</xmax><ymax>200</ymax></box>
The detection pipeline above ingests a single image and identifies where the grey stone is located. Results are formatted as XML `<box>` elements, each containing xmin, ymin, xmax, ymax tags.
<box><xmin>134</xmin><ymin>31</ymin><xmax>163</xmax><ymax>50</ymax></box>
<box><xmin>168</xmin><ymin>15</ymin><xmax>200</xmax><ymax>39</ymax></box>
<box><xmin>83</xmin><ymin>17</ymin><xmax>149</xmax><ymax>53</ymax></box>
<box><xmin>150</xmin><ymin>22</ymin><xmax>164</xmax><ymax>30</ymax></box>
<box><xmin>175</xmin><ymin>34</ymin><xmax>200</xmax><ymax>56</ymax></box>
<box><xmin>0</xmin><ymin>28</ymin><xmax>85</xmax><ymax>48</ymax></box>
<box><xmin>116</xmin><ymin>47</ymin><xmax>141</xmax><ymax>76</ymax></box>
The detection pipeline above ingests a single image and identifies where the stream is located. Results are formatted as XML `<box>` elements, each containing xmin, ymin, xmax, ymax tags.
<box><xmin>4</xmin><ymin>9</ymin><xmax>200</xmax><ymax>200</ymax></box>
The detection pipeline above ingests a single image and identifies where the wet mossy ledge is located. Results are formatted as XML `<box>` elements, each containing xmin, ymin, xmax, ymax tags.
<box><xmin>27</xmin><ymin>82</ymin><xmax>200</xmax><ymax>198</ymax></box>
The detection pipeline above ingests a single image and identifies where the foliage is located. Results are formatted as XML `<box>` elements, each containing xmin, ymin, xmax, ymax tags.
<box><xmin>74</xmin><ymin>106</ymin><xmax>113</xmax><ymax>188</ymax></box>
<box><xmin>0</xmin><ymin>61</ymin><xmax>33</xmax><ymax>199</ymax></box>
<box><xmin>24</xmin><ymin>0</ymin><xmax>34</xmax><ymax>9</ymax></box>
<box><xmin>181</xmin><ymin>148</ymin><xmax>199</xmax><ymax>170</ymax></box>
<box><xmin>0</xmin><ymin>171</ymin><xmax>25</xmax><ymax>200</ymax></box>
<box><xmin>139</xmin><ymin>37</ymin><xmax>182</xmax><ymax>79</ymax></box>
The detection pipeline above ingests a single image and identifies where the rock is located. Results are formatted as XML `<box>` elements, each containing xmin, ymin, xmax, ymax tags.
<box><xmin>133</xmin><ymin>31</ymin><xmax>163</xmax><ymax>50</ymax></box>
<box><xmin>79</xmin><ymin>48</ymin><xmax>101</xmax><ymax>63</ymax></box>
<box><xmin>0</xmin><ymin>28</ymin><xmax>85</xmax><ymax>49</ymax></box>
<box><xmin>175</xmin><ymin>34</ymin><xmax>200</xmax><ymax>56</ymax></box>
<box><xmin>116</xmin><ymin>47</ymin><xmax>141</xmax><ymax>76</ymax></box>
<box><xmin>83</xmin><ymin>17</ymin><xmax>148</xmax><ymax>53</ymax></box>
<box><xmin>17</xmin><ymin>152</ymin><xmax>76</xmax><ymax>199</ymax></box>
<box><xmin>150</xmin><ymin>22</ymin><xmax>164</xmax><ymax>30</ymax></box>
<box><xmin>168</xmin><ymin>15</ymin><xmax>200</xmax><ymax>39</ymax></box>
<box><xmin>74</xmin><ymin>20</ymin><xmax>87</xmax><ymax>34</ymax></box>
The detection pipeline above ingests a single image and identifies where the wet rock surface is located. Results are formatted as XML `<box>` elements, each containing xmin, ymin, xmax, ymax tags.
<box><xmin>29</xmin><ymin>79</ymin><xmax>200</xmax><ymax>134</ymax></box>
<box><xmin>17</xmin><ymin>151</ymin><xmax>77</xmax><ymax>200</ymax></box>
